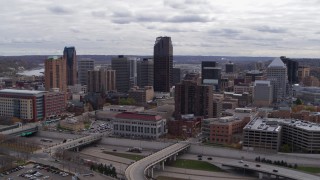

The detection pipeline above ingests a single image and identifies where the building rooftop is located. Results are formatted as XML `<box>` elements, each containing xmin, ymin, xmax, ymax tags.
<box><xmin>0</xmin><ymin>89</ymin><xmax>46</xmax><ymax>95</ymax></box>
<box><xmin>254</xmin><ymin>80</ymin><xmax>271</xmax><ymax>86</ymax></box>
<box><xmin>245</xmin><ymin>117</ymin><xmax>320</xmax><ymax>132</ymax></box>
<box><xmin>268</xmin><ymin>57</ymin><xmax>286</xmax><ymax>68</ymax></box>
<box><xmin>47</xmin><ymin>56</ymin><xmax>61</xmax><ymax>60</ymax></box>
<box><xmin>115</xmin><ymin>112</ymin><xmax>163</xmax><ymax>121</ymax></box>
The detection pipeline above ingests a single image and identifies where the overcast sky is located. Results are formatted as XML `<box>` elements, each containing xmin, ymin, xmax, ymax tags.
<box><xmin>0</xmin><ymin>0</ymin><xmax>320</xmax><ymax>57</ymax></box>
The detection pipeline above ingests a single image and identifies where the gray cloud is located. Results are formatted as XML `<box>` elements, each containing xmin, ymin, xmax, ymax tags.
<box><xmin>0</xmin><ymin>0</ymin><xmax>319</xmax><ymax>57</ymax></box>
<box><xmin>47</xmin><ymin>6</ymin><xmax>73</xmax><ymax>14</ymax></box>
<box><xmin>168</xmin><ymin>15</ymin><xmax>213</xmax><ymax>23</ymax></box>
<box><xmin>253</xmin><ymin>26</ymin><xmax>287</xmax><ymax>33</ymax></box>
<box><xmin>92</xmin><ymin>11</ymin><xmax>106</xmax><ymax>18</ymax></box>
<box><xmin>208</xmin><ymin>29</ymin><xmax>242</xmax><ymax>37</ymax></box>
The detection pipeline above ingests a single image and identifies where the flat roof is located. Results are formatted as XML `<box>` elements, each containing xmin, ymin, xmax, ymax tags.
<box><xmin>0</xmin><ymin>89</ymin><xmax>46</xmax><ymax>95</ymax></box>
<box><xmin>245</xmin><ymin>117</ymin><xmax>320</xmax><ymax>132</ymax></box>
<box><xmin>115</xmin><ymin>112</ymin><xmax>163</xmax><ymax>121</ymax></box>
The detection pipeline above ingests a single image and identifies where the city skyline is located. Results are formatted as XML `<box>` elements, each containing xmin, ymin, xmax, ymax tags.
<box><xmin>1</xmin><ymin>0</ymin><xmax>320</xmax><ymax>57</ymax></box>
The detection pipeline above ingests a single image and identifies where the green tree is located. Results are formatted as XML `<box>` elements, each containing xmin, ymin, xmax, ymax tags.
<box><xmin>119</xmin><ymin>98</ymin><xmax>136</xmax><ymax>105</ymax></box>
<box><xmin>280</xmin><ymin>144</ymin><xmax>291</xmax><ymax>153</ymax></box>
<box><xmin>295</xmin><ymin>98</ymin><xmax>303</xmax><ymax>105</ymax></box>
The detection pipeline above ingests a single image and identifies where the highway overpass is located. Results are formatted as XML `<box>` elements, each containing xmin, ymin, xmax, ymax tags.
<box><xmin>0</xmin><ymin>123</ymin><xmax>38</xmax><ymax>136</ymax></box>
<box><xmin>125</xmin><ymin>141</ymin><xmax>190</xmax><ymax>180</ymax></box>
<box><xmin>222</xmin><ymin>159</ymin><xmax>320</xmax><ymax>180</ymax></box>
<box><xmin>45</xmin><ymin>134</ymin><xmax>103</xmax><ymax>154</ymax></box>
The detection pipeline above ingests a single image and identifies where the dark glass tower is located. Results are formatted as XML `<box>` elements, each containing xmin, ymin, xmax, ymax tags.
<box><xmin>201</xmin><ymin>61</ymin><xmax>221</xmax><ymax>91</ymax></box>
<box><xmin>153</xmin><ymin>37</ymin><xmax>173</xmax><ymax>92</ymax></box>
<box><xmin>63</xmin><ymin>47</ymin><xmax>77</xmax><ymax>86</ymax></box>
<box><xmin>280</xmin><ymin>56</ymin><xmax>299</xmax><ymax>84</ymax></box>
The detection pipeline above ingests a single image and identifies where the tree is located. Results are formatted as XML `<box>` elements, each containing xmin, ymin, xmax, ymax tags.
<box><xmin>119</xmin><ymin>98</ymin><xmax>136</xmax><ymax>105</ymax></box>
<box><xmin>295</xmin><ymin>98</ymin><xmax>303</xmax><ymax>105</ymax></box>
<box><xmin>280</xmin><ymin>144</ymin><xmax>291</xmax><ymax>153</ymax></box>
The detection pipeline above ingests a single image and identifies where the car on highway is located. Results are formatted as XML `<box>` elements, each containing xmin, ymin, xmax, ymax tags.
<box><xmin>256</xmin><ymin>164</ymin><xmax>261</xmax><ymax>167</ymax></box>
<box><xmin>244</xmin><ymin>164</ymin><xmax>249</xmax><ymax>167</ymax></box>
<box><xmin>273</xmin><ymin>169</ymin><xmax>278</xmax><ymax>173</ymax></box>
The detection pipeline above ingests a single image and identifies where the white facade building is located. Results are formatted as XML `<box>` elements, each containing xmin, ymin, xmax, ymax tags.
<box><xmin>113</xmin><ymin>112</ymin><xmax>166</xmax><ymax>139</ymax></box>
<box><xmin>266</xmin><ymin>57</ymin><xmax>288</xmax><ymax>102</ymax></box>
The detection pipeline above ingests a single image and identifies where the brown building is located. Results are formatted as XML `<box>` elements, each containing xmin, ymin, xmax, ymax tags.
<box><xmin>87</xmin><ymin>68</ymin><xmax>116</xmax><ymax>93</ymax></box>
<box><xmin>167</xmin><ymin>115</ymin><xmax>202</xmax><ymax>138</ymax></box>
<box><xmin>298</xmin><ymin>66</ymin><xmax>310</xmax><ymax>82</ymax></box>
<box><xmin>44</xmin><ymin>56</ymin><xmax>67</xmax><ymax>92</ymax></box>
<box><xmin>44</xmin><ymin>92</ymin><xmax>66</xmax><ymax>118</ymax></box>
<box><xmin>175</xmin><ymin>73</ymin><xmax>213</xmax><ymax>118</ymax></box>
<box><xmin>302</xmin><ymin>76</ymin><xmax>319</xmax><ymax>87</ymax></box>
<box><xmin>63</xmin><ymin>47</ymin><xmax>77</xmax><ymax>86</ymax></box>
<box><xmin>128</xmin><ymin>86</ymin><xmax>154</xmax><ymax>104</ymax></box>
<box><xmin>154</xmin><ymin>36</ymin><xmax>173</xmax><ymax>92</ymax></box>
<box><xmin>202</xmin><ymin>108</ymin><xmax>255</xmax><ymax>144</ymax></box>
<box><xmin>245</xmin><ymin>70</ymin><xmax>264</xmax><ymax>84</ymax></box>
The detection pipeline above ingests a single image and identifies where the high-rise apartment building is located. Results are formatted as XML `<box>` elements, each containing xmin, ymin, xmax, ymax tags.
<box><xmin>201</xmin><ymin>61</ymin><xmax>221</xmax><ymax>91</ymax></box>
<box><xmin>137</xmin><ymin>58</ymin><xmax>153</xmax><ymax>87</ymax></box>
<box><xmin>225</xmin><ymin>61</ymin><xmax>235</xmax><ymax>73</ymax></box>
<box><xmin>44</xmin><ymin>56</ymin><xmax>67</xmax><ymax>92</ymax></box>
<box><xmin>154</xmin><ymin>36</ymin><xmax>173</xmax><ymax>92</ymax></box>
<box><xmin>63</xmin><ymin>46</ymin><xmax>77</xmax><ymax>86</ymax></box>
<box><xmin>280</xmin><ymin>56</ymin><xmax>299</xmax><ymax>84</ymax></box>
<box><xmin>87</xmin><ymin>68</ymin><xmax>116</xmax><ymax>93</ymax></box>
<box><xmin>173</xmin><ymin>68</ymin><xmax>182</xmax><ymax>85</ymax></box>
<box><xmin>267</xmin><ymin>57</ymin><xmax>288</xmax><ymax>102</ymax></box>
<box><xmin>78</xmin><ymin>58</ymin><xmax>95</xmax><ymax>85</ymax></box>
<box><xmin>111</xmin><ymin>55</ymin><xmax>137</xmax><ymax>93</ymax></box>
<box><xmin>175</xmin><ymin>73</ymin><xmax>213</xmax><ymax>118</ymax></box>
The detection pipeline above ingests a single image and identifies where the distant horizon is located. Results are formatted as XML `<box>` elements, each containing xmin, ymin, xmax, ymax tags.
<box><xmin>2</xmin><ymin>54</ymin><xmax>320</xmax><ymax>59</ymax></box>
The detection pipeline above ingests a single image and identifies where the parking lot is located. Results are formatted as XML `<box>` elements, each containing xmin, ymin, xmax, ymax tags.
<box><xmin>89</xmin><ymin>121</ymin><xmax>113</xmax><ymax>134</ymax></box>
<box><xmin>1</xmin><ymin>163</ymin><xmax>73</xmax><ymax>180</ymax></box>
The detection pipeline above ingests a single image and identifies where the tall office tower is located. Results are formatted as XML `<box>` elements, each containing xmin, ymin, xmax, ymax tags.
<box><xmin>173</xmin><ymin>68</ymin><xmax>182</xmax><ymax>85</ymax></box>
<box><xmin>129</xmin><ymin>58</ymin><xmax>138</xmax><ymax>87</ymax></box>
<box><xmin>111</xmin><ymin>55</ymin><xmax>136</xmax><ymax>93</ymax></box>
<box><xmin>253</xmin><ymin>80</ymin><xmax>273</xmax><ymax>107</ymax></box>
<box><xmin>154</xmin><ymin>36</ymin><xmax>173</xmax><ymax>92</ymax></box>
<box><xmin>137</xmin><ymin>58</ymin><xmax>154</xmax><ymax>87</ymax></box>
<box><xmin>267</xmin><ymin>57</ymin><xmax>288</xmax><ymax>102</ymax></box>
<box><xmin>201</xmin><ymin>61</ymin><xmax>221</xmax><ymax>91</ymax></box>
<box><xmin>280</xmin><ymin>56</ymin><xmax>299</xmax><ymax>84</ymax></box>
<box><xmin>63</xmin><ymin>46</ymin><xmax>77</xmax><ymax>86</ymax></box>
<box><xmin>175</xmin><ymin>73</ymin><xmax>213</xmax><ymax>118</ymax></box>
<box><xmin>298</xmin><ymin>66</ymin><xmax>310</xmax><ymax>82</ymax></box>
<box><xmin>45</xmin><ymin>56</ymin><xmax>67</xmax><ymax>92</ymax></box>
<box><xmin>225</xmin><ymin>61</ymin><xmax>235</xmax><ymax>73</ymax></box>
<box><xmin>78</xmin><ymin>58</ymin><xmax>95</xmax><ymax>85</ymax></box>
<box><xmin>87</xmin><ymin>68</ymin><xmax>116</xmax><ymax>93</ymax></box>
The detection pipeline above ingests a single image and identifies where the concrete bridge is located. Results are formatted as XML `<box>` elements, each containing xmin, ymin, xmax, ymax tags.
<box><xmin>45</xmin><ymin>134</ymin><xmax>103</xmax><ymax>154</ymax></box>
<box><xmin>125</xmin><ymin>141</ymin><xmax>190</xmax><ymax>180</ymax></box>
<box><xmin>0</xmin><ymin>123</ymin><xmax>38</xmax><ymax>136</ymax></box>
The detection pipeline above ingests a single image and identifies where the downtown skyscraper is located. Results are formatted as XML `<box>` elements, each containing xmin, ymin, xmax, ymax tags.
<box><xmin>153</xmin><ymin>36</ymin><xmax>173</xmax><ymax>92</ymax></box>
<box><xmin>63</xmin><ymin>46</ymin><xmax>77</xmax><ymax>86</ymax></box>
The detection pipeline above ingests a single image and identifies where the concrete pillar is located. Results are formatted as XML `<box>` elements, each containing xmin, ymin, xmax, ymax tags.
<box><xmin>173</xmin><ymin>155</ymin><xmax>177</xmax><ymax>161</ymax></box>
<box><xmin>162</xmin><ymin>161</ymin><xmax>165</xmax><ymax>170</ymax></box>
<box><xmin>258</xmin><ymin>172</ymin><xmax>263</xmax><ymax>179</ymax></box>
<box><xmin>151</xmin><ymin>167</ymin><xmax>154</xmax><ymax>178</ymax></box>
<box><xmin>76</xmin><ymin>147</ymin><xmax>79</xmax><ymax>152</ymax></box>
